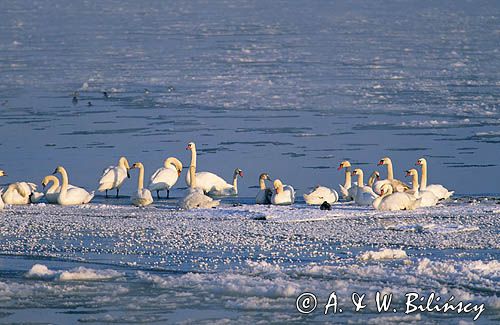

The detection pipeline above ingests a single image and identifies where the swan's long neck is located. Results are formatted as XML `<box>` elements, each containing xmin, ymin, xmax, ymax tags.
<box><xmin>356</xmin><ymin>172</ymin><xmax>364</xmax><ymax>187</ymax></box>
<box><xmin>232</xmin><ymin>172</ymin><xmax>239</xmax><ymax>193</ymax></box>
<box><xmin>190</xmin><ymin>147</ymin><xmax>197</xmax><ymax>168</ymax></box>
<box><xmin>411</xmin><ymin>173</ymin><xmax>419</xmax><ymax>192</ymax></box>
<box><xmin>344</xmin><ymin>167</ymin><xmax>352</xmax><ymax>187</ymax></box>
<box><xmin>276</xmin><ymin>184</ymin><xmax>284</xmax><ymax>194</ymax></box>
<box><xmin>367</xmin><ymin>173</ymin><xmax>377</xmax><ymax>187</ymax></box>
<box><xmin>420</xmin><ymin>162</ymin><xmax>427</xmax><ymax>190</ymax></box>
<box><xmin>137</xmin><ymin>165</ymin><xmax>145</xmax><ymax>190</ymax></box>
<box><xmin>59</xmin><ymin>168</ymin><xmax>69</xmax><ymax>201</ymax></box>
<box><xmin>189</xmin><ymin>165</ymin><xmax>196</xmax><ymax>189</ymax></box>
<box><xmin>372</xmin><ymin>191</ymin><xmax>389</xmax><ymax>209</ymax></box>
<box><xmin>259</xmin><ymin>178</ymin><xmax>266</xmax><ymax>190</ymax></box>
<box><xmin>47</xmin><ymin>176</ymin><xmax>60</xmax><ymax>193</ymax></box>
<box><xmin>386</xmin><ymin>162</ymin><xmax>394</xmax><ymax>180</ymax></box>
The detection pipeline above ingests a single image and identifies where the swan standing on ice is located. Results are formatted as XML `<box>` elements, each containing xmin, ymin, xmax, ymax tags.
<box><xmin>351</xmin><ymin>169</ymin><xmax>378</xmax><ymax>206</ymax></box>
<box><xmin>416</xmin><ymin>158</ymin><xmax>454</xmax><ymax>200</ymax></box>
<box><xmin>303</xmin><ymin>185</ymin><xmax>338</xmax><ymax>205</ymax></box>
<box><xmin>374</xmin><ymin>157</ymin><xmax>410</xmax><ymax>194</ymax></box>
<box><xmin>42</xmin><ymin>175</ymin><xmax>77</xmax><ymax>204</ymax></box>
<box><xmin>271</xmin><ymin>179</ymin><xmax>295</xmax><ymax>205</ymax></box>
<box><xmin>180</xmin><ymin>165</ymin><xmax>220</xmax><ymax>210</ymax></box>
<box><xmin>405</xmin><ymin>169</ymin><xmax>439</xmax><ymax>207</ymax></box>
<box><xmin>98</xmin><ymin>157</ymin><xmax>131</xmax><ymax>198</ymax></box>
<box><xmin>130</xmin><ymin>162</ymin><xmax>153</xmax><ymax>207</ymax></box>
<box><xmin>372</xmin><ymin>184</ymin><xmax>421</xmax><ymax>211</ymax></box>
<box><xmin>53</xmin><ymin>166</ymin><xmax>94</xmax><ymax>205</ymax></box>
<box><xmin>185</xmin><ymin>142</ymin><xmax>243</xmax><ymax>196</ymax></box>
<box><xmin>148</xmin><ymin>157</ymin><xmax>183</xmax><ymax>199</ymax></box>
<box><xmin>337</xmin><ymin>160</ymin><xmax>357</xmax><ymax>201</ymax></box>
<box><xmin>255</xmin><ymin>173</ymin><xmax>273</xmax><ymax>204</ymax></box>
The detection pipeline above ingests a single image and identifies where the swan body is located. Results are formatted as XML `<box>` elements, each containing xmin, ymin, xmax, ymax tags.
<box><xmin>405</xmin><ymin>169</ymin><xmax>439</xmax><ymax>207</ymax></box>
<box><xmin>42</xmin><ymin>175</ymin><xmax>78</xmax><ymax>204</ymax></box>
<box><xmin>180</xmin><ymin>152</ymin><xmax>220</xmax><ymax>210</ymax></box>
<box><xmin>373</xmin><ymin>184</ymin><xmax>421</xmax><ymax>211</ymax></box>
<box><xmin>374</xmin><ymin>157</ymin><xmax>410</xmax><ymax>194</ymax></box>
<box><xmin>256</xmin><ymin>173</ymin><xmax>273</xmax><ymax>204</ymax></box>
<box><xmin>185</xmin><ymin>142</ymin><xmax>242</xmax><ymax>196</ymax></box>
<box><xmin>98</xmin><ymin>157</ymin><xmax>131</xmax><ymax>198</ymax></box>
<box><xmin>303</xmin><ymin>186</ymin><xmax>338</xmax><ymax>205</ymax></box>
<box><xmin>0</xmin><ymin>189</ymin><xmax>4</xmax><ymax>210</ymax></box>
<box><xmin>351</xmin><ymin>169</ymin><xmax>378</xmax><ymax>206</ymax></box>
<box><xmin>337</xmin><ymin>160</ymin><xmax>357</xmax><ymax>201</ymax></box>
<box><xmin>131</xmin><ymin>162</ymin><xmax>153</xmax><ymax>207</ymax></box>
<box><xmin>148</xmin><ymin>157</ymin><xmax>183</xmax><ymax>199</ymax></box>
<box><xmin>416</xmin><ymin>158</ymin><xmax>454</xmax><ymax>200</ymax></box>
<box><xmin>2</xmin><ymin>182</ymin><xmax>42</xmax><ymax>205</ymax></box>
<box><xmin>271</xmin><ymin>179</ymin><xmax>295</xmax><ymax>205</ymax></box>
<box><xmin>53</xmin><ymin>166</ymin><xmax>94</xmax><ymax>205</ymax></box>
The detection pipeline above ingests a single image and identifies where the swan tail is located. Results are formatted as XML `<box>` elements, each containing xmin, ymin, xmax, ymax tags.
<box><xmin>85</xmin><ymin>191</ymin><xmax>95</xmax><ymax>204</ymax></box>
<box><xmin>444</xmin><ymin>191</ymin><xmax>454</xmax><ymax>200</ymax></box>
<box><xmin>339</xmin><ymin>184</ymin><xmax>349</xmax><ymax>199</ymax></box>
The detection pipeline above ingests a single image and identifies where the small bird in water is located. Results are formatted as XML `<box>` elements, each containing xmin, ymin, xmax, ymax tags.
<box><xmin>144</xmin><ymin>88</ymin><xmax>150</xmax><ymax>94</ymax></box>
<box><xmin>320</xmin><ymin>201</ymin><xmax>331</xmax><ymax>210</ymax></box>
<box><xmin>72</xmin><ymin>96</ymin><xmax>78</xmax><ymax>105</ymax></box>
<box><xmin>103</xmin><ymin>91</ymin><xmax>109</xmax><ymax>98</ymax></box>
<box><xmin>87</xmin><ymin>101</ymin><xmax>92</xmax><ymax>107</ymax></box>
<box><xmin>166</xmin><ymin>86</ymin><xmax>175</xmax><ymax>93</ymax></box>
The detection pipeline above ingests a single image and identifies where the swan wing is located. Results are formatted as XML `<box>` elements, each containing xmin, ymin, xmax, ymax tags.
<box><xmin>149</xmin><ymin>168</ymin><xmax>178</xmax><ymax>190</ymax></box>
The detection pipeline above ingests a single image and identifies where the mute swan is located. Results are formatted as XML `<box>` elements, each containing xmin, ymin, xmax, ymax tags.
<box><xmin>374</xmin><ymin>157</ymin><xmax>410</xmax><ymax>194</ymax></box>
<box><xmin>53</xmin><ymin>166</ymin><xmax>94</xmax><ymax>205</ymax></box>
<box><xmin>372</xmin><ymin>184</ymin><xmax>421</xmax><ymax>211</ymax></box>
<box><xmin>98</xmin><ymin>157</ymin><xmax>131</xmax><ymax>198</ymax></box>
<box><xmin>337</xmin><ymin>160</ymin><xmax>357</xmax><ymax>201</ymax></box>
<box><xmin>416</xmin><ymin>158</ymin><xmax>454</xmax><ymax>200</ymax></box>
<box><xmin>405</xmin><ymin>169</ymin><xmax>439</xmax><ymax>207</ymax></box>
<box><xmin>180</xmin><ymin>165</ymin><xmax>220</xmax><ymax>210</ymax></box>
<box><xmin>303</xmin><ymin>186</ymin><xmax>338</xmax><ymax>205</ymax></box>
<box><xmin>255</xmin><ymin>173</ymin><xmax>273</xmax><ymax>204</ymax></box>
<box><xmin>131</xmin><ymin>162</ymin><xmax>153</xmax><ymax>207</ymax></box>
<box><xmin>148</xmin><ymin>157</ymin><xmax>183</xmax><ymax>199</ymax></box>
<box><xmin>2</xmin><ymin>182</ymin><xmax>42</xmax><ymax>205</ymax></box>
<box><xmin>351</xmin><ymin>169</ymin><xmax>378</xmax><ymax>206</ymax></box>
<box><xmin>271</xmin><ymin>179</ymin><xmax>295</xmax><ymax>205</ymax></box>
<box><xmin>41</xmin><ymin>175</ymin><xmax>78</xmax><ymax>204</ymax></box>
<box><xmin>185</xmin><ymin>142</ymin><xmax>243</xmax><ymax>196</ymax></box>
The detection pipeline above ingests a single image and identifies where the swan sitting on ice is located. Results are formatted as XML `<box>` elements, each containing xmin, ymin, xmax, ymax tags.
<box><xmin>416</xmin><ymin>158</ymin><xmax>454</xmax><ymax>200</ymax></box>
<box><xmin>185</xmin><ymin>142</ymin><xmax>243</xmax><ymax>196</ymax></box>
<box><xmin>372</xmin><ymin>184</ymin><xmax>421</xmax><ymax>211</ymax></box>
<box><xmin>2</xmin><ymin>181</ymin><xmax>43</xmax><ymax>205</ymax></box>
<box><xmin>255</xmin><ymin>173</ymin><xmax>273</xmax><ymax>204</ymax></box>
<box><xmin>180</xmin><ymin>165</ymin><xmax>220</xmax><ymax>210</ymax></box>
<box><xmin>42</xmin><ymin>175</ymin><xmax>78</xmax><ymax>204</ymax></box>
<box><xmin>373</xmin><ymin>157</ymin><xmax>410</xmax><ymax>194</ymax></box>
<box><xmin>405</xmin><ymin>169</ymin><xmax>439</xmax><ymax>207</ymax></box>
<box><xmin>98</xmin><ymin>156</ymin><xmax>131</xmax><ymax>198</ymax></box>
<box><xmin>53</xmin><ymin>166</ymin><xmax>94</xmax><ymax>205</ymax></box>
<box><xmin>148</xmin><ymin>157</ymin><xmax>183</xmax><ymax>199</ymax></box>
<box><xmin>337</xmin><ymin>160</ymin><xmax>357</xmax><ymax>201</ymax></box>
<box><xmin>352</xmin><ymin>169</ymin><xmax>379</xmax><ymax>206</ymax></box>
<box><xmin>130</xmin><ymin>162</ymin><xmax>153</xmax><ymax>207</ymax></box>
<box><xmin>303</xmin><ymin>186</ymin><xmax>338</xmax><ymax>205</ymax></box>
<box><xmin>271</xmin><ymin>179</ymin><xmax>295</xmax><ymax>205</ymax></box>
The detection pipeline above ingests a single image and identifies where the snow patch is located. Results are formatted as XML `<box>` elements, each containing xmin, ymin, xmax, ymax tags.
<box><xmin>359</xmin><ymin>249</ymin><xmax>408</xmax><ymax>261</ymax></box>
<box><xmin>26</xmin><ymin>264</ymin><xmax>123</xmax><ymax>281</ymax></box>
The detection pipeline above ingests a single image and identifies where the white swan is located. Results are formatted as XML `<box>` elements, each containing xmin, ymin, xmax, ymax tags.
<box><xmin>372</xmin><ymin>184</ymin><xmax>421</xmax><ymax>211</ymax></box>
<box><xmin>416</xmin><ymin>158</ymin><xmax>454</xmax><ymax>200</ymax></box>
<box><xmin>180</xmin><ymin>165</ymin><xmax>220</xmax><ymax>210</ymax></box>
<box><xmin>185</xmin><ymin>142</ymin><xmax>243</xmax><ymax>196</ymax></box>
<box><xmin>367</xmin><ymin>171</ymin><xmax>380</xmax><ymax>188</ymax></box>
<box><xmin>271</xmin><ymin>179</ymin><xmax>295</xmax><ymax>205</ymax></box>
<box><xmin>303</xmin><ymin>186</ymin><xmax>338</xmax><ymax>205</ymax></box>
<box><xmin>148</xmin><ymin>157</ymin><xmax>183</xmax><ymax>199</ymax></box>
<box><xmin>98</xmin><ymin>156</ymin><xmax>131</xmax><ymax>198</ymax></box>
<box><xmin>351</xmin><ymin>169</ymin><xmax>378</xmax><ymax>206</ymax></box>
<box><xmin>131</xmin><ymin>162</ymin><xmax>153</xmax><ymax>207</ymax></box>
<box><xmin>373</xmin><ymin>157</ymin><xmax>410</xmax><ymax>194</ymax></box>
<box><xmin>337</xmin><ymin>160</ymin><xmax>357</xmax><ymax>201</ymax></box>
<box><xmin>53</xmin><ymin>166</ymin><xmax>94</xmax><ymax>205</ymax></box>
<box><xmin>405</xmin><ymin>169</ymin><xmax>439</xmax><ymax>207</ymax></box>
<box><xmin>255</xmin><ymin>173</ymin><xmax>273</xmax><ymax>204</ymax></box>
<box><xmin>0</xmin><ymin>189</ymin><xmax>4</xmax><ymax>210</ymax></box>
<box><xmin>41</xmin><ymin>175</ymin><xmax>78</xmax><ymax>204</ymax></box>
<box><xmin>1</xmin><ymin>182</ymin><xmax>42</xmax><ymax>205</ymax></box>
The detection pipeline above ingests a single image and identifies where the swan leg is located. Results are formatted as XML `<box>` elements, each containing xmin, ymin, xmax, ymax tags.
<box><xmin>116</xmin><ymin>188</ymin><xmax>119</xmax><ymax>198</ymax></box>
<box><xmin>156</xmin><ymin>190</ymin><xmax>160</xmax><ymax>199</ymax></box>
<box><xmin>105</xmin><ymin>190</ymin><xmax>108</xmax><ymax>198</ymax></box>
<box><xmin>167</xmin><ymin>189</ymin><xmax>170</xmax><ymax>199</ymax></box>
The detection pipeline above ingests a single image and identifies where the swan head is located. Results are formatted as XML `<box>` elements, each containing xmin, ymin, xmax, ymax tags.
<box><xmin>119</xmin><ymin>157</ymin><xmax>131</xmax><ymax>177</ymax></box>
<box><xmin>351</xmin><ymin>168</ymin><xmax>363</xmax><ymax>176</ymax></box>
<box><xmin>259</xmin><ymin>173</ymin><xmax>271</xmax><ymax>181</ymax></box>
<box><xmin>273</xmin><ymin>179</ymin><xmax>284</xmax><ymax>194</ymax></box>
<box><xmin>405</xmin><ymin>169</ymin><xmax>418</xmax><ymax>177</ymax></box>
<box><xmin>131</xmin><ymin>162</ymin><xmax>144</xmax><ymax>169</ymax></box>
<box><xmin>0</xmin><ymin>170</ymin><xmax>6</xmax><ymax>177</ymax></box>
<box><xmin>165</xmin><ymin>157</ymin><xmax>183</xmax><ymax>176</ymax></box>
<box><xmin>53</xmin><ymin>166</ymin><xmax>65</xmax><ymax>175</ymax></box>
<box><xmin>416</xmin><ymin>158</ymin><xmax>427</xmax><ymax>166</ymax></box>
<box><xmin>41</xmin><ymin>175</ymin><xmax>56</xmax><ymax>189</ymax></box>
<box><xmin>373</xmin><ymin>171</ymin><xmax>380</xmax><ymax>180</ymax></box>
<box><xmin>234</xmin><ymin>168</ymin><xmax>244</xmax><ymax>178</ymax></box>
<box><xmin>337</xmin><ymin>160</ymin><xmax>351</xmax><ymax>170</ymax></box>
<box><xmin>186</xmin><ymin>142</ymin><xmax>196</xmax><ymax>151</ymax></box>
<box><xmin>378</xmin><ymin>157</ymin><xmax>391</xmax><ymax>166</ymax></box>
<box><xmin>380</xmin><ymin>183</ymin><xmax>393</xmax><ymax>196</ymax></box>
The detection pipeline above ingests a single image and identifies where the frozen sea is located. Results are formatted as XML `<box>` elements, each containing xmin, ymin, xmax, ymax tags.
<box><xmin>0</xmin><ymin>0</ymin><xmax>499</xmax><ymax>323</ymax></box>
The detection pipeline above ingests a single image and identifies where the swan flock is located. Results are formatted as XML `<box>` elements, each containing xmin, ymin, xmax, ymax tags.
<box><xmin>0</xmin><ymin>142</ymin><xmax>453</xmax><ymax>211</ymax></box>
